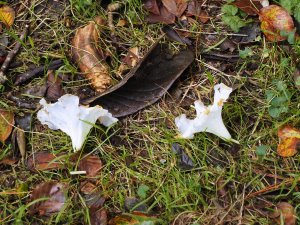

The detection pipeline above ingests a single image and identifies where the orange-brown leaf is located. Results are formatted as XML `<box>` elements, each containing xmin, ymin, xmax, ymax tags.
<box><xmin>0</xmin><ymin>6</ymin><xmax>15</xmax><ymax>27</ymax></box>
<box><xmin>232</xmin><ymin>0</ymin><xmax>262</xmax><ymax>15</ymax></box>
<box><xmin>78</xmin><ymin>155</ymin><xmax>103</xmax><ymax>177</ymax></box>
<box><xmin>27</xmin><ymin>151</ymin><xmax>66</xmax><ymax>171</ymax></box>
<box><xmin>0</xmin><ymin>109</ymin><xmax>14</xmax><ymax>142</ymax></box>
<box><xmin>259</xmin><ymin>5</ymin><xmax>295</xmax><ymax>42</ymax></box>
<box><xmin>270</xmin><ymin>202</ymin><xmax>296</xmax><ymax>225</ymax></box>
<box><xmin>277</xmin><ymin>126</ymin><xmax>300</xmax><ymax>157</ymax></box>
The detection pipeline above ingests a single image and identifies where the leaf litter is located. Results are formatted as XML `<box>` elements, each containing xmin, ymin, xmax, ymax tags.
<box><xmin>1</xmin><ymin>0</ymin><xmax>300</xmax><ymax>223</ymax></box>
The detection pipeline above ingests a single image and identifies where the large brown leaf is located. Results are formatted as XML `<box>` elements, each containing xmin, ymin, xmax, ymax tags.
<box><xmin>27</xmin><ymin>151</ymin><xmax>66</xmax><ymax>171</ymax></box>
<box><xmin>29</xmin><ymin>181</ymin><xmax>66</xmax><ymax>216</ymax></box>
<box><xmin>81</xmin><ymin>43</ymin><xmax>194</xmax><ymax>117</ymax></box>
<box><xmin>232</xmin><ymin>0</ymin><xmax>262</xmax><ymax>15</ymax></box>
<box><xmin>78</xmin><ymin>155</ymin><xmax>103</xmax><ymax>177</ymax></box>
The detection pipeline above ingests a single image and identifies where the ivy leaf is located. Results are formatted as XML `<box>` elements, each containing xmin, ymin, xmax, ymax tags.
<box><xmin>222</xmin><ymin>15</ymin><xmax>246</xmax><ymax>32</ymax></box>
<box><xmin>239</xmin><ymin>47</ymin><xmax>253</xmax><ymax>59</ymax></box>
<box><xmin>221</xmin><ymin>5</ymin><xmax>238</xmax><ymax>16</ymax></box>
<box><xmin>137</xmin><ymin>185</ymin><xmax>150</xmax><ymax>199</ymax></box>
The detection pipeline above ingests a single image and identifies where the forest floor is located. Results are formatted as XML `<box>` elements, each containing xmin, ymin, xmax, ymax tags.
<box><xmin>0</xmin><ymin>0</ymin><xmax>300</xmax><ymax>224</ymax></box>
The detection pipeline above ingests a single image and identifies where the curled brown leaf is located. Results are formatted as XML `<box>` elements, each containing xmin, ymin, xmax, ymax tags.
<box><xmin>72</xmin><ymin>17</ymin><xmax>111</xmax><ymax>92</ymax></box>
<box><xmin>270</xmin><ymin>202</ymin><xmax>296</xmax><ymax>225</ymax></box>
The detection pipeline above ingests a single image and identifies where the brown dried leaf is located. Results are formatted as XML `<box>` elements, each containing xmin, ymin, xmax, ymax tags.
<box><xmin>16</xmin><ymin>128</ymin><xmax>26</xmax><ymax>159</ymax></box>
<box><xmin>259</xmin><ymin>5</ymin><xmax>295</xmax><ymax>42</ymax></box>
<box><xmin>122</xmin><ymin>47</ymin><xmax>139</xmax><ymax>67</ymax></box>
<box><xmin>175</xmin><ymin>0</ymin><xmax>188</xmax><ymax>17</ymax></box>
<box><xmin>78</xmin><ymin>155</ymin><xmax>103</xmax><ymax>177</ymax></box>
<box><xmin>270</xmin><ymin>202</ymin><xmax>296</xmax><ymax>225</ymax></box>
<box><xmin>27</xmin><ymin>151</ymin><xmax>65</xmax><ymax>171</ymax></box>
<box><xmin>146</xmin><ymin>5</ymin><xmax>176</xmax><ymax>24</ymax></box>
<box><xmin>46</xmin><ymin>70</ymin><xmax>65</xmax><ymax>102</ymax></box>
<box><xmin>161</xmin><ymin>0</ymin><xmax>177</xmax><ymax>15</ymax></box>
<box><xmin>0</xmin><ymin>109</ymin><xmax>14</xmax><ymax>142</ymax></box>
<box><xmin>82</xmin><ymin>43</ymin><xmax>194</xmax><ymax>117</ymax></box>
<box><xmin>29</xmin><ymin>181</ymin><xmax>66</xmax><ymax>216</ymax></box>
<box><xmin>232</xmin><ymin>0</ymin><xmax>262</xmax><ymax>15</ymax></box>
<box><xmin>0</xmin><ymin>157</ymin><xmax>18</xmax><ymax>165</ymax></box>
<box><xmin>72</xmin><ymin>18</ymin><xmax>111</xmax><ymax>92</ymax></box>
<box><xmin>90</xmin><ymin>208</ymin><xmax>108</xmax><ymax>225</ymax></box>
<box><xmin>143</xmin><ymin>0</ymin><xmax>160</xmax><ymax>15</ymax></box>
<box><xmin>277</xmin><ymin>126</ymin><xmax>300</xmax><ymax>157</ymax></box>
<box><xmin>0</xmin><ymin>6</ymin><xmax>15</xmax><ymax>27</ymax></box>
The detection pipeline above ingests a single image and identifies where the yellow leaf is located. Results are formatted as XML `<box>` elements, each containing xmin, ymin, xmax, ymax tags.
<box><xmin>0</xmin><ymin>109</ymin><xmax>14</xmax><ymax>142</ymax></box>
<box><xmin>277</xmin><ymin>126</ymin><xmax>300</xmax><ymax>157</ymax></box>
<box><xmin>0</xmin><ymin>6</ymin><xmax>15</xmax><ymax>27</ymax></box>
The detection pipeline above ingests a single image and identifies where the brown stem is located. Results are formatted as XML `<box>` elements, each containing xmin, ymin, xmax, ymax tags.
<box><xmin>0</xmin><ymin>24</ymin><xmax>29</xmax><ymax>84</ymax></box>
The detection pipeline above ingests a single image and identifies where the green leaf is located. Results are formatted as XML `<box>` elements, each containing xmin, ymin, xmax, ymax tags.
<box><xmin>239</xmin><ymin>47</ymin><xmax>253</xmax><ymax>59</ymax></box>
<box><xmin>279</xmin><ymin>0</ymin><xmax>296</xmax><ymax>13</ymax></box>
<box><xmin>222</xmin><ymin>15</ymin><xmax>246</xmax><ymax>32</ymax></box>
<box><xmin>137</xmin><ymin>185</ymin><xmax>150</xmax><ymax>199</ymax></box>
<box><xmin>256</xmin><ymin>145</ymin><xmax>269</xmax><ymax>157</ymax></box>
<box><xmin>221</xmin><ymin>5</ymin><xmax>238</xmax><ymax>16</ymax></box>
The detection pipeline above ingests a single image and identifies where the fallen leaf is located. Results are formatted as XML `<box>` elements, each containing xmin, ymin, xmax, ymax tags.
<box><xmin>37</xmin><ymin>95</ymin><xmax>118</xmax><ymax>151</ymax></box>
<box><xmin>81</xmin><ymin>43</ymin><xmax>194</xmax><ymax>117</ymax></box>
<box><xmin>108</xmin><ymin>212</ymin><xmax>158</xmax><ymax>225</ymax></box>
<box><xmin>171</xmin><ymin>143</ymin><xmax>194</xmax><ymax>169</ymax></box>
<box><xmin>90</xmin><ymin>208</ymin><xmax>107</xmax><ymax>225</ymax></box>
<box><xmin>0</xmin><ymin>6</ymin><xmax>15</xmax><ymax>27</ymax></box>
<box><xmin>175</xmin><ymin>0</ymin><xmax>188</xmax><ymax>17</ymax></box>
<box><xmin>78</xmin><ymin>155</ymin><xmax>103</xmax><ymax>177</ymax></box>
<box><xmin>270</xmin><ymin>202</ymin><xmax>296</xmax><ymax>225</ymax></box>
<box><xmin>72</xmin><ymin>17</ymin><xmax>111</xmax><ymax>92</ymax></box>
<box><xmin>175</xmin><ymin>83</ymin><xmax>232</xmax><ymax>139</ymax></box>
<box><xmin>26</xmin><ymin>151</ymin><xmax>65</xmax><ymax>171</ymax></box>
<box><xmin>122</xmin><ymin>47</ymin><xmax>139</xmax><ymax>67</ymax></box>
<box><xmin>277</xmin><ymin>125</ymin><xmax>300</xmax><ymax>157</ymax></box>
<box><xmin>80</xmin><ymin>181</ymin><xmax>97</xmax><ymax>194</ymax></box>
<box><xmin>161</xmin><ymin>0</ymin><xmax>177</xmax><ymax>15</ymax></box>
<box><xmin>16</xmin><ymin>128</ymin><xmax>26</xmax><ymax>159</ymax></box>
<box><xmin>0</xmin><ymin>157</ymin><xmax>18</xmax><ymax>165</ymax></box>
<box><xmin>146</xmin><ymin>4</ymin><xmax>176</xmax><ymax>24</ymax></box>
<box><xmin>143</xmin><ymin>0</ymin><xmax>160</xmax><ymax>15</ymax></box>
<box><xmin>46</xmin><ymin>70</ymin><xmax>65</xmax><ymax>102</ymax></box>
<box><xmin>186</xmin><ymin>0</ymin><xmax>201</xmax><ymax>17</ymax></box>
<box><xmin>232</xmin><ymin>0</ymin><xmax>262</xmax><ymax>15</ymax></box>
<box><xmin>29</xmin><ymin>181</ymin><xmax>66</xmax><ymax>216</ymax></box>
<box><xmin>259</xmin><ymin>5</ymin><xmax>295</xmax><ymax>41</ymax></box>
<box><xmin>0</xmin><ymin>109</ymin><xmax>14</xmax><ymax>142</ymax></box>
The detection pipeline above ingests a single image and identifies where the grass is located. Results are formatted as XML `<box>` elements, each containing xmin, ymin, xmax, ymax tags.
<box><xmin>0</xmin><ymin>0</ymin><xmax>300</xmax><ymax>224</ymax></box>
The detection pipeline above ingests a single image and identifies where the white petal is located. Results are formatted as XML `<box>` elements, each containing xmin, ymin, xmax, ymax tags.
<box><xmin>37</xmin><ymin>94</ymin><xmax>118</xmax><ymax>151</ymax></box>
<box><xmin>175</xmin><ymin>83</ymin><xmax>232</xmax><ymax>140</ymax></box>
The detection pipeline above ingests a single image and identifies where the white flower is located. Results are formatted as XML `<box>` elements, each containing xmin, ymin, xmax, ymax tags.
<box><xmin>175</xmin><ymin>83</ymin><xmax>232</xmax><ymax>140</ymax></box>
<box><xmin>37</xmin><ymin>94</ymin><xmax>118</xmax><ymax>151</ymax></box>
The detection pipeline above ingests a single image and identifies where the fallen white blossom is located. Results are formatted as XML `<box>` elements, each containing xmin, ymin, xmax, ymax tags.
<box><xmin>37</xmin><ymin>94</ymin><xmax>118</xmax><ymax>151</ymax></box>
<box><xmin>175</xmin><ymin>83</ymin><xmax>232</xmax><ymax>140</ymax></box>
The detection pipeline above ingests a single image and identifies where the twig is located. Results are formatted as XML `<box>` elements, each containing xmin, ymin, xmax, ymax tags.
<box><xmin>0</xmin><ymin>24</ymin><xmax>29</xmax><ymax>84</ymax></box>
<box><xmin>14</xmin><ymin>59</ymin><xmax>63</xmax><ymax>85</ymax></box>
<box><xmin>107</xmin><ymin>2</ymin><xmax>123</xmax><ymax>40</ymax></box>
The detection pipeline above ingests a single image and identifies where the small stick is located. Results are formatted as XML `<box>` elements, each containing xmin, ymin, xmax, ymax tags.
<box><xmin>0</xmin><ymin>24</ymin><xmax>29</xmax><ymax>84</ymax></box>
<box><xmin>14</xmin><ymin>59</ymin><xmax>63</xmax><ymax>85</ymax></box>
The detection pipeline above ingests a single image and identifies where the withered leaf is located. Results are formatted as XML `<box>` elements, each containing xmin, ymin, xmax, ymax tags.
<box><xmin>90</xmin><ymin>208</ymin><xmax>107</xmax><ymax>225</ymax></box>
<box><xmin>78</xmin><ymin>155</ymin><xmax>103</xmax><ymax>177</ymax></box>
<box><xmin>143</xmin><ymin>0</ymin><xmax>160</xmax><ymax>15</ymax></box>
<box><xmin>0</xmin><ymin>6</ymin><xmax>15</xmax><ymax>27</ymax></box>
<box><xmin>146</xmin><ymin>5</ymin><xmax>176</xmax><ymax>24</ymax></box>
<box><xmin>82</xmin><ymin>43</ymin><xmax>194</xmax><ymax>117</ymax></box>
<box><xmin>72</xmin><ymin>18</ymin><xmax>111</xmax><ymax>92</ymax></box>
<box><xmin>270</xmin><ymin>202</ymin><xmax>296</xmax><ymax>225</ymax></box>
<box><xmin>161</xmin><ymin>0</ymin><xmax>178</xmax><ymax>15</ymax></box>
<box><xmin>46</xmin><ymin>70</ymin><xmax>65</xmax><ymax>102</ymax></box>
<box><xmin>29</xmin><ymin>181</ymin><xmax>66</xmax><ymax>216</ymax></box>
<box><xmin>232</xmin><ymin>0</ymin><xmax>262</xmax><ymax>15</ymax></box>
<box><xmin>0</xmin><ymin>109</ymin><xmax>14</xmax><ymax>142</ymax></box>
<box><xmin>277</xmin><ymin>126</ymin><xmax>300</xmax><ymax>157</ymax></box>
<box><xmin>27</xmin><ymin>151</ymin><xmax>66</xmax><ymax>171</ymax></box>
